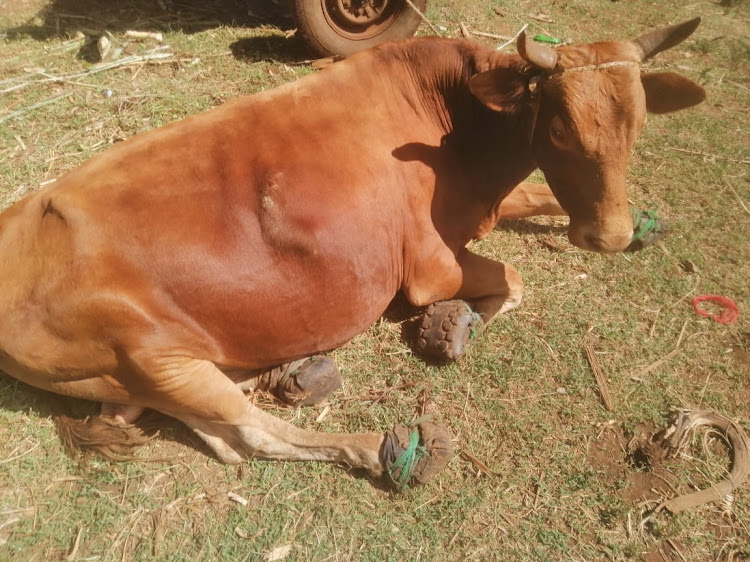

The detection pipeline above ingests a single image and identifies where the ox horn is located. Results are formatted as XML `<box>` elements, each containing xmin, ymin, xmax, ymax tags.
<box><xmin>517</xmin><ymin>30</ymin><xmax>559</xmax><ymax>72</ymax></box>
<box><xmin>633</xmin><ymin>17</ymin><xmax>701</xmax><ymax>61</ymax></box>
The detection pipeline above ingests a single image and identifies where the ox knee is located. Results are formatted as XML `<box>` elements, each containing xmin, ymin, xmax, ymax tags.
<box><xmin>456</xmin><ymin>251</ymin><xmax>523</xmax><ymax>323</ymax></box>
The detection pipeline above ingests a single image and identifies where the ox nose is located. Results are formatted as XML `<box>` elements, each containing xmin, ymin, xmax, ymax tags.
<box><xmin>580</xmin><ymin>230</ymin><xmax>633</xmax><ymax>253</ymax></box>
<box><xmin>569</xmin><ymin>223</ymin><xmax>633</xmax><ymax>253</ymax></box>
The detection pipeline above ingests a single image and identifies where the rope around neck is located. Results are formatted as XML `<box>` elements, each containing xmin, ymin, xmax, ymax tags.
<box><xmin>388</xmin><ymin>429</ymin><xmax>428</xmax><ymax>489</ymax></box>
<box><xmin>557</xmin><ymin>60</ymin><xmax>640</xmax><ymax>74</ymax></box>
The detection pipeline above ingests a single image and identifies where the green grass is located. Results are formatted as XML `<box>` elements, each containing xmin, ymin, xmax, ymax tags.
<box><xmin>2</xmin><ymin>0</ymin><xmax>750</xmax><ymax>560</ymax></box>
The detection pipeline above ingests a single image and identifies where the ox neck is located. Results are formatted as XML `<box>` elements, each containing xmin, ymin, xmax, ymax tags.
<box><xmin>427</xmin><ymin>49</ymin><xmax>539</xmax><ymax>203</ymax></box>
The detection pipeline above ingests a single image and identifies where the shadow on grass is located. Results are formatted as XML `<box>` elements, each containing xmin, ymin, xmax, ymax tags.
<box><xmin>0</xmin><ymin>371</ymin><xmax>214</xmax><ymax>462</ymax></box>
<box><xmin>495</xmin><ymin>218</ymin><xmax>568</xmax><ymax>236</ymax></box>
<box><xmin>0</xmin><ymin>371</ymin><xmax>412</xmax><ymax>491</ymax></box>
<box><xmin>2</xmin><ymin>0</ymin><xmax>293</xmax><ymax>40</ymax></box>
<box><xmin>229</xmin><ymin>34</ymin><xmax>312</xmax><ymax>64</ymax></box>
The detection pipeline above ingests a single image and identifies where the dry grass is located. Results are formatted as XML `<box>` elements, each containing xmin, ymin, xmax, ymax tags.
<box><xmin>1</xmin><ymin>0</ymin><xmax>749</xmax><ymax>560</ymax></box>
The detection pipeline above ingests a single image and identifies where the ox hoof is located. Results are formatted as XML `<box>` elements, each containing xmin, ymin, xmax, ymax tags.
<box><xmin>627</xmin><ymin>207</ymin><xmax>671</xmax><ymax>252</ymax></box>
<box><xmin>259</xmin><ymin>356</ymin><xmax>342</xmax><ymax>407</ymax></box>
<box><xmin>381</xmin><ymin>422</ymin><xmax>453</xmax><ymax>489</ymax></box>
<box><xmin>415</xmin><ymin>300</ymin><xmax>481</xmax><ymax>362</ymax></box>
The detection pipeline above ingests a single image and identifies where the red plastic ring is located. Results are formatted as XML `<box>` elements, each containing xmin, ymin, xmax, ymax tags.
<box><xmin>692</xmin><ymin>295</ymin><xmax>739</xmax><ymax>325</ymax></box>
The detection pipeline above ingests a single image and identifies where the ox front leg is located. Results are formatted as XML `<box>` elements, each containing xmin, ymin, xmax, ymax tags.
<box><xmin>132</xmin><ymin>356</ymin><xmax>451</xmax><ymax>487</ymax></box>
<box><xmin>415</xmin><ymin>250</ymin><xmax>522</xmax><ymax>362</ymax></box>
<box><xmin>474</xmin><ymin>182</ymin><xmax>566</xmax><ymax>240</ymax></box>
<box><xmin>455</xmin><ymin>249</ymin><xmax>524</xmax><ymax>320</ymax></box>
<box><xmin>497</xmin><ymin>182</ymin><xmax>566</xmax><ymax>220</ymax></box>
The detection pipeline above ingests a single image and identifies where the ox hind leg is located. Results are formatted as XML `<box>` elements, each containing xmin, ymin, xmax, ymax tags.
<box><xmin>84</xmin><ymin>353</ymin><xmax>452</xmax><ymax>486</ymax></box>
<box><xmin>127</xmin><ymin>354</ymin><xmax>383</xmax><ymax>469</ymax></box>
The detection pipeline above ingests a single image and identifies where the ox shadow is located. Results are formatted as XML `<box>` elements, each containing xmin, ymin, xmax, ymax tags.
<box><xmin>229</xmin><ymin>35</ymin><xmax>312</xmax><ymax>64</ymax></box>
<box><xmin>392</xmin><ymin>141</ymin><xmax>568</xmax><ymax>238</ymax></box>
<box><xmin>0</xmin><ymin>372</ymin><xmax>215</xmax><ymax>461</ymax></box>
<box><xmin>0</xmin><ymin>371</ymin><xmax>406</xmax><ymax>490</ymax></box>
<box><xmin>3</xmin><ymin>0</ymin><xmax>293</xmax><ymax>41</ymax></box>
<box><xmin>496</xmin><ymin>218</ymin><xmax>567</xmax><ymax>236</ymax></box>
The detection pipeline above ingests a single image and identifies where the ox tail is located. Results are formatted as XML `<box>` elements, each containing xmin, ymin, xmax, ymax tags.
<box><xmin>54</xmin><ymin>415</ymin><xmax>158</xmax><ymax>462</ymax></box>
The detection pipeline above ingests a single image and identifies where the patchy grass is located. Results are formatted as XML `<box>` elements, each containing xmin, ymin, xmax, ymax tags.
<box><xmin>1</xmin><ymin>0</ymin><xmax>749</xmax><ymax>560</ymax></box>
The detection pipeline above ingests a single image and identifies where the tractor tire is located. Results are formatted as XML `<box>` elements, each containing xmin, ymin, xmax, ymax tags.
<box><xmin>293</xmin><ymin>0</ymin><xmax>427</xmax><ymax>57</ymax></box>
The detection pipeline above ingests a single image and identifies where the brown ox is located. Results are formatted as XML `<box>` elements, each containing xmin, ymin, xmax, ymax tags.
<box><xmin>0</xmin><ymin>20</ymin><xmax>705</xmax><ymax>486</ymax></box>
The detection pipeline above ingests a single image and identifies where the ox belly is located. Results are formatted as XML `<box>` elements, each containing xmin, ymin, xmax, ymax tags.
<box><xmin>0</xmin><ymin>169</ymin><xmax>401</xmax><ymax>404</ymax></box>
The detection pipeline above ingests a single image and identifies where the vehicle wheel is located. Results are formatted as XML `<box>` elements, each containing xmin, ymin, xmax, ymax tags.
<box><xmin>293</xmin><ymin>0</ymin><xmax>427</xmax><ymax>57</ymax></box>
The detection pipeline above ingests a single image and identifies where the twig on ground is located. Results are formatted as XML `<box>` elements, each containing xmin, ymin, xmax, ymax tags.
<box><xmin>0</xmin><ymin>49</ymin><xmax>176</xmax><ymax>95</ymax></box>
<box><xmin>315</xmin><ymin>405</ymin><xmax>331</xmax><ymax>423</ymax></box>
<box><xmin>648</xmin><ymin>308</ymin><xmax>661</xmax><ymax>338</ymax></box>
<box><xmin>39</xmin><ymin>72</ymin><xmax>100</xmax><ymax>90</ymax></box>
<box><xmin>674</xmin><ymin>319</ymin><xmax>689</xmax><ymax>349</ymax></box>
<box><xmin>404</xmin><ymin>0</ymin><xmax>442</xmax><ymax>36</ymax></box>
<box><xmin>528</xmin><ymin>13</ymin><xmax>555</xmax><ymax>24</ymax></box>
<box><xmin>724</xmin><ymin>178</ymin><xmax>750</xmax><ymax>215</ymax></box>
<box><xmin>0</xmin><ymin>93</ymin><xmax>70</xmax><ymax>125</ymax></box>
<box><xmin>0</xmin><ymin>70</ymin><xmax>45</xmax><ymax>86</ymax></box>
<box><xmin>125</xmin><ymin>30</ymin><xmax>164</xmax><ymax>43</ymax></box>
<box><xmin>632</xmin><ymin>348</ymin><xmax>681</xmax><ymax>379</ymax></box>
<box><xmin>337</xmin><ymin>382</ymin><xmax>418</xmax><ymax>403</ymax></box>
<box><xmin>496</xmin><ymin>391</ymin><xmax>559</xmax><ymax>403</ymax></box>
<box><xmin>667</xmin><ymin>274</ymin><xmax>701</xmax><ymax>311</ymax></box>
<box><xmin>666</xmin><ymin>146</ymin><xmax>750</xmax><ymax>165</ymax></box>
<box><xmin>533</xmin><ymin>334</ymin><xmax>558</xmax><ymax>359</ymax></box>
<box><xmin>497</xmin><ymin>23</ymin><xmax>527</xmax><ymax>51</ymax></box>
<box><xmin>727</xmin><ymin>80</ymin><xmax>750</xmax><ymax>94</ymax></box>
<box><xmin>666</xmin><ymin>538</ymin><xmax>689</xmax><ymax>562</ymax></box>
<box><xmin>227</xmin><ymin>491</ymin><xmax>249</xmax><ymax>506</ymax></box>
<box><xmin>583</xmin><ymin>335</ymin><xmax>615</xmax><ymax>412</ymax></box>
<box><xmin>471</xmin><ymin>30</ymin><xmax>512</xmax><ymax>41</ymax></box>
<box><xmin>63</xmin><ymin>527</ymin><xmax>84</xmax><ymax>561</ymax></box>
<box><xmin>460</xmin><ymin>449</ymin><xmax>495</xmax><ymax>477</ymax></box>
<box><xmin>631</xmin><ymin>318</ymin><xmax>689</xmax><ymax>381</ymax></box>
<box><xmin>81</xmin><ymin>51</ymin><xmax>175</xmax><ymax>77</ymax></box>
<box><xmin>459</xmin><ymin>22</ymin><xmax>470</xmax><ymax>38</ymax></box>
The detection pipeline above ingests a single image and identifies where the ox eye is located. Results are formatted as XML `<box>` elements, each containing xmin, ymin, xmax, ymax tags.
<box><xmin>549</xmin><ymin>115</ymin><xmax>567</xmax><ymax>146</ymax></box>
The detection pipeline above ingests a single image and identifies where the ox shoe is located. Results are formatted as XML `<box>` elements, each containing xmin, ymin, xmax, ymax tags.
<box><xmin>415</xmin><ymin>300</ymin><xmax>481</xmax><ymax>362</ymax></box>
<box><xmin>256</xmin><ymin>356</ymin><xmax>342</xmax><ymax>406</ymax></box>
<box><xmin>381</xmin><ymin>422</ymin><xmax>454</xmax><ymax>489</ymax></box>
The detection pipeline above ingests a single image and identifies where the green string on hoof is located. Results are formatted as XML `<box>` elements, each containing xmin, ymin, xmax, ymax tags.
<box><xmin>388</xmin><ymin>429</ymin><xmax>428</xmax><ymax>490</ymax></box>
<box><xmin>469</xmin><ymin>311</ymin><xmax>483</xmax><ymax>341</ymax></box>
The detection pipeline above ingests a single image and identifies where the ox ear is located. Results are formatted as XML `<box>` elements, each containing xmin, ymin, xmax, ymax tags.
<box><xmin>641</xmin><ymin>72</ymin><xmax>706</xmax><ymax>114</ymax></box>
<box><xmin>469</xmin><ymin>67</ymin><xmax>526</xmax><ymax>112</ymax></box>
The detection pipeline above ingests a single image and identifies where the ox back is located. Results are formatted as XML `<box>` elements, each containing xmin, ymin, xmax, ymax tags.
<box><xmin>0</xmin><ymin>38</ymin><xmax>533</xmax><ymax>399</ymax></box>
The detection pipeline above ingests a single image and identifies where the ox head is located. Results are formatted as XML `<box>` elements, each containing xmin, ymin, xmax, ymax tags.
<box><xmin>470</xmin><ymin>19</ymin><xmax>706</xmax><ymax>252</ymax></box>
